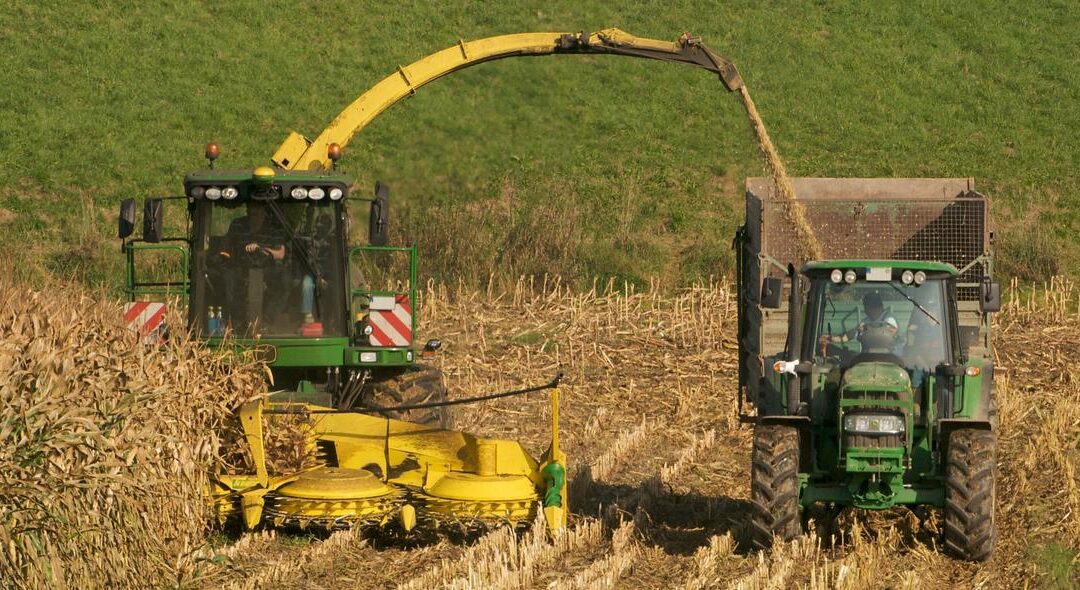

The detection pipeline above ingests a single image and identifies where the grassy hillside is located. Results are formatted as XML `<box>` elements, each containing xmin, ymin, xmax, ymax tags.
<box><xmin>0</xmin><ymin>1</ymin><xmax>1077</xmax><ymax>290</ymax></box>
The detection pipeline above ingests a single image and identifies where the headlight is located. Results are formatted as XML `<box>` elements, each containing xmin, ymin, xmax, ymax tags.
<box><xmin>901</xmin><ymin>270</ymin><xmax>914</xmax><ymax>284</ymax></box>
<box><xmin>291</xmin><ymin>187</ymin><xmax>308</xmax><ymax>200</ymax></box>
<box><xmin>190</xmin><ymin>186</ymin><xmax>205</xmax><ymax>199</ymax></box>
<box><xmin>205</xmin><ymin>187</ymin><xmax>222</xmax><ymax>200</ymax></box>
<box><xmin>222</xmin><ymin>186</ymin><xmax>239</xmax><ymax>200</ymax></box>
<box><xmin>363</xmin><ymin>324</ymin><xmax>373</xmax><ymax>336</ymax></box>
<box><xmin>329</xmin><ymin>187</ymin><xmax>344</xmax><ymax>200</ymax></box>
<box><xmin>913</xmin><ymin>271</ymin><xmax>926</xmax><ymax>285</ymax></box>
<box><xmin>309</xmin><ymin>187</ymin><xmax>325</xmax><ymax>200</ymax></box>
<box><xmin>359</xmin><ymin>352</ymin><xmax>377</xmax><ymax>363</ymax></box>
<box><xmin>843</xmin><ymin>413</ymin><xmax>904</xmax><ymax>434</ymax></box>
<box><xmin>830</xmin><ymin>269</ymin><xmax>843</xmax><ymax>284</ymax></box>
<box><xmin>844</xmin><ymin>270</ymin><xmax>857</xmax><ymax>284</ymax></box>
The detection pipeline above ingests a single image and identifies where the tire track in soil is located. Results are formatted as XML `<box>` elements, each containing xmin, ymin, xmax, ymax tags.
<box><xmin>541</xmin><ymin>424</ymin><xmax>749</xmax><ymax>590</ymax></box>
<box><xmin>614</xmin><ymin>423</ymin><xmax>756</xmax><ymax>590</ymax></box>
<box><xmin>588</xmin><ymin>360</ymin><xmax>754</xmax><ymax>590</ymax></box>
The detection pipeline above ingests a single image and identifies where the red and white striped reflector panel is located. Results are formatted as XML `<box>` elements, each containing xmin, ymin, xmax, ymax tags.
<box><xmin>368</xmin><ymin>295</ymin><xmax>412</xmax><ymax>347</ymax></box>
<box><xmin>123</xmin><ymin>301</ymin><xmax>167</xmax><ymax>343</ymax></box>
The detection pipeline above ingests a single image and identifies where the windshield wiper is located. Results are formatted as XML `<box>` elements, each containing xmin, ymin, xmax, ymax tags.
<box><xmin>888</xmin><ymin>282</ymin><xmax>940</xmax><ymax>326</ymax></box>
<box><xmin>264</xmin><ymin>200</ymin><xmax>324</xmax><ymax>310</ymax></box>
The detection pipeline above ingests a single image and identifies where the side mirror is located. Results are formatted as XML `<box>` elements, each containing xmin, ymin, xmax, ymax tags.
<box><xmin>118</xmin><ymin>199</ymin><xmax>136</xmax><ymax>239</ymax></box>
<box><xmin>761</xmin><ymin>277</ymin><xmax>783</xmax><ymax>309</ymax></box>
<box><xmin>979</xmin><ymin>280</ymin><xmax>1001</xmax><ymax>313</ymax></box>
<box><xmin>142</xmin><ymin>198</ymin><xmax>164</xmax><ymax>243</ymax></box>
<box><xmin>369</xmin><ymin>181</ymin><xmax>390</xmax><ymax>246</ymax></box>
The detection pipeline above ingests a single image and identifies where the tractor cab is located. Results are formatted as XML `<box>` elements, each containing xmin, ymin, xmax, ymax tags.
<box><xmin>118</xmin><ymin>145</ymin><xmax>448</xmax><ymax>425</ymax></box>
<box><xmin>803</xmin><ymin>261</ymin><xmax>956</xmax><ymax>398</ymax></box>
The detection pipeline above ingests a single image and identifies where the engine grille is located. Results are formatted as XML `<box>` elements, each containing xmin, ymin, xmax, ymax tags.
<box><xmin>844</xmin><ymin>431</ymin><xmax>903</xmax><ymax>448</ymax></box>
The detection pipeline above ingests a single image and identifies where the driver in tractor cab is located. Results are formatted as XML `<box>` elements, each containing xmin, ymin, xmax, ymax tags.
<box><xmin>820</xmin><ymin>292</ymin><xmax>898</xmax><ymax>351</ymax></box>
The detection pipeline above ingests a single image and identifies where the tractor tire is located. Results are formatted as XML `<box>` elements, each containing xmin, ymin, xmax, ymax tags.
<box><xmin>364</xmin><ymin>364</ymin><xmax>453</xmax><ymax>429</ymax></box>
<box><xmin>750</xmin><ymin>424</ymin><xmax>802</xmax><ymax>550</ymax></box>
<box><xmin>943</xmin><ymin>428</ymin><xmax>996</xmax><ymax>561</ymax></box>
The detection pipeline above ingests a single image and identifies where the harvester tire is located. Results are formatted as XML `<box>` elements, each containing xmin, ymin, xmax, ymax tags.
<box><xmin>750</xmin><ymin>424</ymin><xmax>802</xmax><ymax>550</ymax></box>
<box><xmin>365</xmin><ymin>364</ymin><xmax>452</xmax><ymax>428</ymax></box>
<box><xmin>943</xmin><ymin>428</ymin><xmax>996</xmax><ymax>561</ymax></box>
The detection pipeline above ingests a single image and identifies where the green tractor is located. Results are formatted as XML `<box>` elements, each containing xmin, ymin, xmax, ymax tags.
<box><xmin>735</xmin><ymin>178</ymin><xmax>1000</xmax><ymax>560</ymax></box>
<box><xmin>118</xmin><ymin>145</ymin><xmax>449</xmax><ymax>426</ymax></box>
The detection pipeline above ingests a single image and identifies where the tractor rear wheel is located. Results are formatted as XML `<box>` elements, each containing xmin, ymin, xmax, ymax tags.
<box><xmin>750</xmin><ymin>424</ymin><xmax>802</xmax><ymax>550</ymax></box>
<box><xmin>943</xmin><ymin>428</ymin><xmax>996</xmax><ymax>561</ymax></box>
<box><xmin>364</xmin><ymin>364</ymin><xmax>452</xmax><ymax>429</ymax></box>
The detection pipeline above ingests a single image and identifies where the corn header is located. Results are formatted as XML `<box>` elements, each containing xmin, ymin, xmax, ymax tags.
<box><xmin>210</xmin><ymin>377</ymin><xmax>567</xmax><ymax>533</ymax></box>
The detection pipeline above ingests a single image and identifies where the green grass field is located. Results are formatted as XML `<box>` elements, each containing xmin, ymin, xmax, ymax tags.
<box><xmin>1</xmin><ymin>1</ymin><xmax>1077</xmax><ymax>290</ymax></box>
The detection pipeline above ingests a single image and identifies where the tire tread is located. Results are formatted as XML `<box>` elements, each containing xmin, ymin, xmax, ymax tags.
<box><xmin>750</xmin><ymin>424</ymin><xmax>802</xmax><ymax>550</ymax></box>
<box><xmin>943</xmin><ymin>428</ymin><xmax>996</xmax><ymax>561</ymax></box>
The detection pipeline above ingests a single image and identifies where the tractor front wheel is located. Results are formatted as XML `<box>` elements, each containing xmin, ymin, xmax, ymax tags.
<box><xmin>943</xmin><ymin>428</ymin><xmax>996</xmax><ymax>561</ymax></box>
<box><xmin>364</xmin><ymin>364</ymin><xmax>452</xmax><ymax>429</ymax></box>
<box><xmin>750</xmin><ymin>424</ymin><xmax>803</xmax><ymax>550</ymax></box>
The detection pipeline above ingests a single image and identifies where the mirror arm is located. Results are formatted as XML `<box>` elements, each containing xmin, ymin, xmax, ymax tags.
<box><xmin>938</xmin><ymin>363</ymin><xmax>966</xmax><ymax>378</ymax></box>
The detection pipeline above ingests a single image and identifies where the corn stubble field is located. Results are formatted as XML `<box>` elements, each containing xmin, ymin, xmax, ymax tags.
<box><xmin>2</xmin><ymin>277</ymin><xmax>1078</xmax><ymax>589</ymax></box>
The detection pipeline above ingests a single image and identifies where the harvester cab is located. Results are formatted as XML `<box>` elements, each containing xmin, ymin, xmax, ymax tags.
<box><xmin>186</xmin><ymin>167</ymin><xmax>350</xmax><ymax>341</ymax></box>
<box><xmin>118</xmin><ymin>151</ymin><xmax>450</xmax><ymax>423</ymax></box>
<box><xmin>737</xmin><ymin>178</ymin><xmax>1000</xmax><ymax>561</ymax></box>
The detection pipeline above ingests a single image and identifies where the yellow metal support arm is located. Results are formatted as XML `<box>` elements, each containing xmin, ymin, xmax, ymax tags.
<box><xmin>273</xmin><ymin>28</ymin><xmax>743</xmax><ymax>171</ymax></box>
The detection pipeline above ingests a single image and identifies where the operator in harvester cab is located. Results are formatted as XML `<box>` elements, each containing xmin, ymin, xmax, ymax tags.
<box><xmin>225</xmin><ymin>202</ymin><xmax>286</xmax><ymax>262</ymax></box>
<box><xmin>819</xmin><ymin>292</ymin><xmax>899</xmax><ymax>352</ymax></box>
<box><xmin>217</xmin><ymin>202</ymin><xmax>288</xmax><ymax>332</ymax></box>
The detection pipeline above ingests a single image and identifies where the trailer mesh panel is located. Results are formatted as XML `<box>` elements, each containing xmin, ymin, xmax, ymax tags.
<box><xmin>762</xmin><ymin>198</ymin><xmax>987</xmax><ymax>300</ymax></box>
